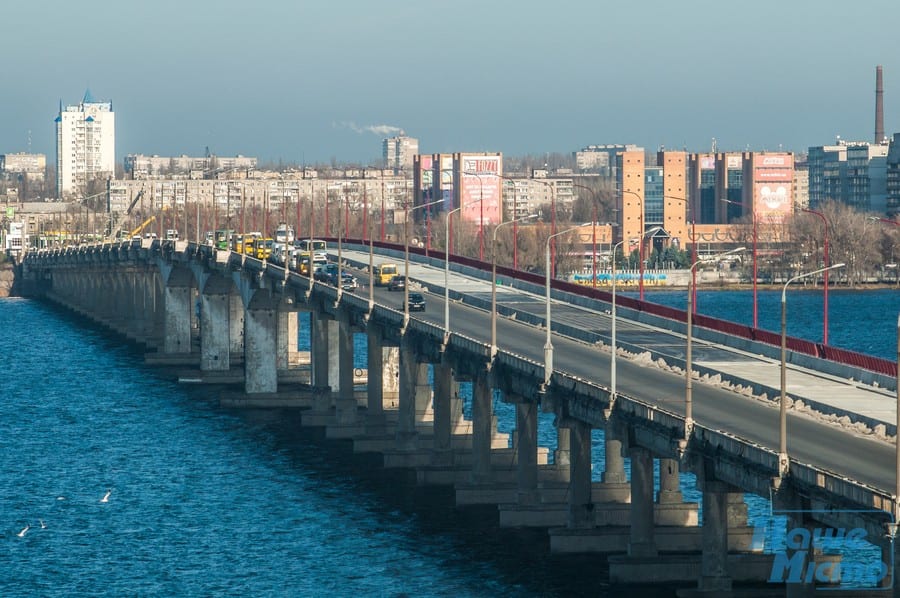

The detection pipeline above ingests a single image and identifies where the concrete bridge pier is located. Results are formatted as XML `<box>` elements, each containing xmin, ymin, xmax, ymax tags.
<box><xmin>383</xmin><ymin>337</ymin><xmax>431</xmax><ymax>466</ymax></box>
<box><xmin>162</xmin><ymin>267</ymin><xmax>195</xmax><ymax>357</ymax></box>
<box><xmin>302</xmin><ymin>311</ymin><xmax>336</xmax><ymax>426</ymax></box>
<box><xmin>275</xmin><ymin>299</ymin><xmax>299</xmax><ymax>374</ymax></box>
<box><xmin>243</xmin><ymin>292</ymin><xmax>279</xmax><ymax>395</ymax></box>
<box><xmin>229</xmin><ymin>293</ymin><xmax>244</xmax><ymax>358</ymax></box>
<box><xmin>199</xmin><ymin>274</ymin><xmax>234</xmax><ymax>373</ymax></box>
<box><xmin>655</xmin><ymin>459</ymin><xmax>699</xmax><ymax>526</ymax></box>
<box><xmin>327</xmin><ymin>313</ymin><xmax>362</xmax><ymax>438</ymax></box>
<box><xmin>352</xmin><ymin>328</ymin><xmax>403</xmax><ymax>453</ymax></box>
<box><xmin>455</xmin><ymin>369</ymin><xmax>518</xmax><ymax>505</ymax></box>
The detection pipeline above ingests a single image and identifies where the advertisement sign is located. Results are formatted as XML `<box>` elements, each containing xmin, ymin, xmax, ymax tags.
<box><xmin>726</xmin><ymin>155</ymin><xmax>743</xmax><ymax>169</ymax></box>
<box><xmin>460</xmin><ymin>154</ymin><xmax>501</xmax><ymax>225</ymax></box>
<box><xmin>753</xmin><ymin>153</ymin><xmax>793</xmax><ymax>222</ymax></box>
<box><xmin>700</xmin><ymin>155</ymin><xmax>715</xmax><ymax>170</ymax></box>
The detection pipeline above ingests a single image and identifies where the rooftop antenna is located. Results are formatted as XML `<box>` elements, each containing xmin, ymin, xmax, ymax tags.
<box><xmin>711</xmin><ymin>137</ymin><xmax>717</xmax><ymax>153</ymax></box>
<box><xmin>27</xmin><ymin>129</ymin><xmax>31</xmax><ymax>153</ymax></box>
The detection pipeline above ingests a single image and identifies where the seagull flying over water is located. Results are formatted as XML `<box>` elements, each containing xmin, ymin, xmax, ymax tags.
<box><xmin>100</xmin><ymin>489</ymin><xmax>111</xmax><ymax>503</ymax></box>
<box><xmin>17</xmin><ymin>525</ymin><xmax>30</xmax><ymax>538</ymax></box>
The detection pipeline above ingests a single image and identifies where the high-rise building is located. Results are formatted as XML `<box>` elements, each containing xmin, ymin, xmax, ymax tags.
<box><xmin>55</xmin><ymin>90</ymin><xmax>115</xmax><ymax>198</ymax></box>
<box><xmin>808</xmin><ymin>140</ymin><xmax>888</xmax><ymax>212</ymax></box>
<box><xmin>383</xmin><ymin>136</ymin><xmax>418</xmax><ymax>173</ymax></box>
<box><xmin>886</xmin><ymin>134</ymin><xmax>900</xmax><ymax>216</ymax></box>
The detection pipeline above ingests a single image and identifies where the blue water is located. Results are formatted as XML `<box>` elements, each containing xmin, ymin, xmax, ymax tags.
<box><xmin>3</xmin><ymin>289</ymin><xmax>895</xmax><ymax>595</ymax></box>
<box><xmin>629</xmin><ymin>287</ymin><xmax>900</xmax><ymax>359</ymax></box>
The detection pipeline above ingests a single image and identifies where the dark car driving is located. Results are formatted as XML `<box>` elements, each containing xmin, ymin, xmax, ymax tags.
<box><xmin>387</xmin><ymin>275</ymin><xmax>406</xmax><ymax>291</ymax></box>
<box><xmin>404</xmin><ymin>292</ymin><xmax>426</xmax><ymax>312</ymax></box>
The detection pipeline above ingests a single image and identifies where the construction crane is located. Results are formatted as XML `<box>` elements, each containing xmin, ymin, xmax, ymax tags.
<box><xmin>128</xmin><ymin>216</ymin><xmax>156</xmax><ymax>239</ymax></box>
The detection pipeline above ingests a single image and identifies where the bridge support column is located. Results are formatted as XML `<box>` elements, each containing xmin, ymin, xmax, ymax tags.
<box><xmin>395</xmin><ymin>339</ymin><xmax>420</xmax><ymax>451</ymax></box>
<box><xmin>229</xmin><ymin>293</ymin><xmax>244</xmax><ymax>357</ymax></box>
<box><xmin>628</xmin><ymin>447</ymin><xmax>658</xmax><ymax>557</ymax></box>
<box><xmin>365</xmin><ymin>325</ymin><xmax>385</xmax><ymax>427</ymax></box>
<box><xmin>697</xmin><ymin>479</ymin><xmax>733</xmax><ymax>594</ymax></box>
<box><xmin>164</xmin><ymin>284</ymin><xmax>193</xmax><ymax>354</ymax></box>
<box><xmin>244</xmin><ymin>298</ymin><xmax>278</xmax><ymax>394</ymax></box>
<box><xmin>310</xmin><ymin>312</ymin><xmax>331</xmax><ymax>390</ymax></box>
<box><xmin>515</xmin><ymin>400</ymin><xmax>539</xmax><ymax>505</ymax></box>
<box><xmin>431</xmin><ymin>361</ymin><xmax>454</xmax><ymax>467</ymax></box>
<box><xmin>200</xmin><ymin>290</ymin><xmax>231</xmax><ymax>371</ymax></box>
<box><xmin>276</xmin><ymin>302</ymin><xmax>299</xmax><ymax>372</ymax></box>
<box><xmin>655</xmin><ymin>459</ymin><xmax>697</xmax><ymax>526</ymax></box>
<box><xmin>554</xmin><ymin>425</ymin><xmax>571</xmax><ymax>480</ymax></box>
<box><xmin>470</xmin><ymin>368</ymin><xmax>493</xmax><ymax>485</ymax></box>
<box><xmin>567</xmin><ymin>419</ymin><xmax>594</xmax><ymax>529</ymax></box>
<box><xmin>596</xmin><ymin>418</ymin><xmax>629</xmax><ymax>502</ymax></box>
<box><xmin>334</xmin><ymin>314</ymin><xmax>357</xmax><ymax>426</ymax></box>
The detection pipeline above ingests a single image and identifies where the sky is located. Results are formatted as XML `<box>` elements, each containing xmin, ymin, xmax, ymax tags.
<box><xmin>3</xmin><ymin>0</ymin><xmax>899</xmax><ymax>166</ymax></box>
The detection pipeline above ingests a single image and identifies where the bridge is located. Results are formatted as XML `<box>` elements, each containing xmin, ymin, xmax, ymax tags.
<box><xmin>19</xmin><ymin>239</ymin><xmax>900</xmax><ymax>595</ymax></box>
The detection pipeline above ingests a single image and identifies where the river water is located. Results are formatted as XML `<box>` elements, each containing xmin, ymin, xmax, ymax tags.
<box><xmin>2</xmin><ymin>288</ymin><xmax>896</xmax><ymax>595</ymax></box>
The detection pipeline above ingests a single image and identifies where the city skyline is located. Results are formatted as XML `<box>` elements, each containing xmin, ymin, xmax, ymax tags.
<box><xmin>2</xmin><ymin>1</ymin><xmax>898</xmax><ymax>164</ymax></box>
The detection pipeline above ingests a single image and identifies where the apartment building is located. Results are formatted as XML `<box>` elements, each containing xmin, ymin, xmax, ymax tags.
<box><xmin>55</xmin><ymin>90</ymin><xmax>115</xmax><ymax>198</ymax></box>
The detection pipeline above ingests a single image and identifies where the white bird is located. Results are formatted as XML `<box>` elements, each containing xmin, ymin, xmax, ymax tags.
<box><xmin>100</xmin><ymin>489</ymin><xmax>111</xmax><ymax>503</ymax></box>
<box><xmin>17</xmin><ymin>525</ymin><xmax>30</xmax><ymax>538</ymax></box>
<box><xmin>39</xmin><ymin>519</ymin><xmax>46</xmax><ymax>529</ymax></box>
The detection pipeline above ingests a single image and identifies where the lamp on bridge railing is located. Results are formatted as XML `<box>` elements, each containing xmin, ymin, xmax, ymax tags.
<box><xmin>544</xmin><ymin>222</ymin><xmax>591</xmax><ymax>386</ymax></box>
<box><xmin>444</xmin><ymin>196</ymin><xmax>485</xmax><ymax>344</ymax></box>
<box><xmin>491</xmin><ymin>213</ymin><xmax>537</xmax><ymax>359</ymax></box>
<box><xmin>802</xmin><ymin>208</ymin><xmax>831</xmax><ymax>345</ymax></box>
<box><xmin>403</xmin><ymin>197</ymin><xmax>445</xmax><ymax>331</ymax></box>
<box><xmin>778</xmin><ymin>263</ymin><xmax>845</xmax><ymax>479</ymax></box>
<box><xmin>611</xmin><ymin>226</ymin><xmax>664</xmax><ymax>402</ymax></box>
<box><xmin>684</xmin><ymin>247</ymin><xmax>744</xmax><ymax>444</ymax></box>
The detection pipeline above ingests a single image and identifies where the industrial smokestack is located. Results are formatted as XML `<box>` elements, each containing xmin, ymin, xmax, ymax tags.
<box><xmin>875</xmin><ymin>65</ymin><xmax>885</xmax><ymax>144</ymax></box>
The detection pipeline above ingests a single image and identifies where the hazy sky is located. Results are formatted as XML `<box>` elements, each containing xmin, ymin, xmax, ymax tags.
<box><xmin>3</xmin><ymin>0</ymin><xmax>899</xmax><ymax>165</ymax></box>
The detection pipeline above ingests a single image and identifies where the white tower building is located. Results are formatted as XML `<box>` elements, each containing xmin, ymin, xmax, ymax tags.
<box><xmin>55</xmin><ymin>90</ymin><xmax>115</xmax><ymax>198</ymax></box>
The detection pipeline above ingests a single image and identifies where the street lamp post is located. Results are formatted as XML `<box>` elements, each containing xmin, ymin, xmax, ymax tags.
<box><xmin>664</xmin><ymin>195</ymin><xmax>697</xmax><ymax>312</ymax></box>
<box><xmin>611</xmin><ymin>226</ymin><xmax>665</xmax><ymax>401</ymax></box>
<box><xmin>572</xmin><ymin>183</ymin><xmax>601</xmax><ymax>289</ymax></box>
<box><xmin>778</xmin><ymin>263</ymin><xmax>845</xmax><ymax>476</ymax></box>
<box><xmin>403</xmin><ymin>197</ymin><xmax>445</xmax><ymax>331</ymax></box>
<box><xmin>491</xmin><ymin>214</ymin><xmax>537</xmax><ymax>358</ymax></box>
<box><xmin>802</xmin><ymin>208</ymin><xmax>831</xmax><ymax>345</ymax></box>
<box><xmin>444</xmin><ymin>196</ymin><xmax>486</xmax><ymax>343</ymax></box>
<box><xmin>722</xmin><ymin>198</ymin><xmax>758</xmax><ymax>328</ymax></box>
<box><xmin>533</xmin><ymin>179</ymin><xmax>558</xmax><ymax>277</ymax></box>
<box><xmin>685</xmin><ymin>247</ymin><xmax>745</xmax><ymax>440</ymax></box>
<box><xmin>620</xmin><ymin>189</ymin><xmax>647</xmax><ymax>300</ymax></box>
<box><xmin>544</xmin><ymin>223</ymin><xmax>591</xmax><ymax>385</ymax></box>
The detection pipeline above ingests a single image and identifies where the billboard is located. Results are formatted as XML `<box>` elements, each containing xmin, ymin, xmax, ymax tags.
<box><xmin>459</xmin><ymin>153</ymin><xmax>502</xmax><ymax>225</ymax></box>
<box><xmin>752</xmin><ymin>153</ymin><xmax>793</xmax><ymax>223</ymax></box>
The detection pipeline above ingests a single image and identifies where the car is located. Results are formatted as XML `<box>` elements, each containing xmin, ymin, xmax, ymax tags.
<box><xmin>387</xmin><ymin>275</ymin><xmax>406</xmax><ymax>291</ymax></box>
<box><xmin>337</xmin><ymin>272</ymin><xmax>358</xmax><ymax>291</ymax></box>
<box><xmin>404</xmin><ymin>292</ymin><xmax>426</xmax><ymax>312</ymax></box>
<box><xmin>314</xmin><ymin>265</ymin><xmax>331</xmax><ymax>283</ymax></box>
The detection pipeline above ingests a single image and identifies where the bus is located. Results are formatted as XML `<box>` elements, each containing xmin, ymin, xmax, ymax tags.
<box><xmin>373</xmin><ymin>263</ymin><xmax>399</xmax><ymax>286</ymax></box>
<box><xmin>214</xmin><ymin>229</ymin><xmax>235</xmax><ymax>250</ymax></box>
<box><xmin>248</xmin><ymin>237</ymin><xmax>274</xmax><ymax>259</ymax></box>
<box><xmin>295</xmin><ymin>238</ymin><xmax>327</xmax><ymax>260</ymax></box>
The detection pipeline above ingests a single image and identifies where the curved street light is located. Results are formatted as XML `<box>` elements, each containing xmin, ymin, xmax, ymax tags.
<box><xmin>444</xmin><ymin>196</ymin><xmax>486</xmax><ymax>343</ymax></box>
<box><xmin>802</xmin><ymin>208</ymin><xmax>831</xmax><ymax>345</ymax></box>
<box><xmin>544</xmin><ymin>222</ymin><xmax>591</xmax><ymax>385</ymax></box>
<box><xmin>721</xmin><ymin>198</ymin><xmax>758</xmax><ymax>328</ymax></box>
<box><xmin>684</xmin><ymin>247</ymin><xmax>745</xmax><ymax>442</ymax></box>
<box><xmin>491</xmin><ymin>214</ymin><xmax>538</xmax><ymax>358</ymax></box>
<box><xmin>403</xmin><ymin>197</ymin><xmax>446</xmax><ymax>331</ymax></box>
<box><xmin>619</xmin><ymin>188</ymin><xmax>647</xmax><ymax>300</ymax></box>
<box><xmin>664</xmin><ymin>195</ymin><xmax>697</xmax><ymax>311</ymax></box>
<box><xmin>778</xmin><ymin>262</ymin><xmax>845</xmax><ymax>477</ymax></box>
<box><xmin>611</xmin><ymin>226</ymin><xmax>664</xmax><ymax>402</ymax></box>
